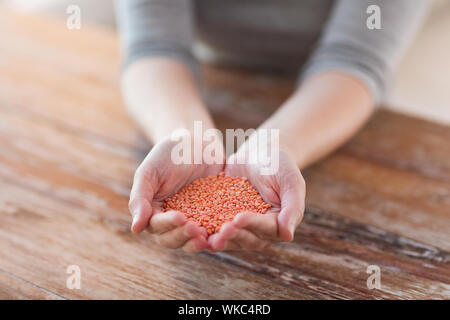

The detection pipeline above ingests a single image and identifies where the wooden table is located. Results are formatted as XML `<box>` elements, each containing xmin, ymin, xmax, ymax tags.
<box><xmin>0</xmin><ymin>8</ymin><xmax>449</xmax><ymax>300</ymax></box>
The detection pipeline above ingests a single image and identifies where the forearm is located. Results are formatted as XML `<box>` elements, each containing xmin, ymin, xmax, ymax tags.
<box><xmin>121</xmin><ymin>57</ymin><xmax>215</xmax><ymax>143</ymax></box>
<box><xmin>258</xmin><ymin>71</ymin><xmax>374</xmax><ymax>169</ymax></box>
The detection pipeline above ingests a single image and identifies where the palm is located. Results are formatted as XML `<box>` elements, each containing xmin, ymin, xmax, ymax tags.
<box><xmin>150</xmin><ymin>160</ymin><xmax>224</xmax><ymax>217</ymax></box>
<box><xmin>144</xmin><ymin>138</ymin><xmax>224</xmax><ymax>202</ymax></box>
<box><xmin>208</xmin><ymin>149</ymin><xmax>305</xmax><ymax>251</ymax></box>
<box><xmin>224</xmin><ymin>162</ymin><xmax>281</xmax><ymax>218</ymax></box>
<box><xmin>129</xmin><ymin>137</ymin><xmax>224</xmax><ymax>233</ymax></box>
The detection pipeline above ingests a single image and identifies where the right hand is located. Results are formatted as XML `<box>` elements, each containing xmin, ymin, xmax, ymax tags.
<box><xmin>208</xmin><ymin>146</ymin><xmax>305</xmax><ymax>252</ymax></box>
<box><xmin>129</xmin><ymin>136</ymin><xmax>224</xmax><ymax>253</ymax></box>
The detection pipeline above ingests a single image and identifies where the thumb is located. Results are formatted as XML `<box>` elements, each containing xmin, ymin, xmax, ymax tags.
<box><xmin>129</xmin><ymin>197</ymin><xmax>153</xmax><ymax>234</ymax></box>
<box><xmin>277</xmin><ymin>172</ymin><xmax>305</xmax><ymax>242</ymax></box>
<box><xmin>129</xmin><ymin>166</ymin><xmax>156</xmax><ymax>234</ymax></box>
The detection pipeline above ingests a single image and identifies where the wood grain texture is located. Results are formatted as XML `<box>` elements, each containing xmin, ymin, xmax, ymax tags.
<box><xmin>207</xmin><ymin>207</ymin><xmax>450</xmax><ymax>299</ymax></box>
<box><xmin>0</xmin><ymin>180</ymin><xmax>307</xmax><ymax>300</ymax></box>
<box><xmin>0</xmin><ymin>270</ymin><xmax>64</xmax><ymax>300</ymax></box>
<box><xmin>0</xmin><ymin>8</ymin><xmax>448</xmax><ymax>299</ymax></box>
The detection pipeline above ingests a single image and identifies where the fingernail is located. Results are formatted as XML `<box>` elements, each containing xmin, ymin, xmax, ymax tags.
<box><xmin>131</xmin><ymin>210</ymin><xmax>140</xmax><ymax>228</ymax></box>
<box><xmin>289</xmin><ymin>220</ymin><xmax>297</xmax><ymax>236</ymax></box>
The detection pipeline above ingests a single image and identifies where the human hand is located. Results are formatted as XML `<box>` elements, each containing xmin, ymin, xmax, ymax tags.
<box><xmin>208</xmin><ymin>147</ymin><xmax>305</xmax><ymax>251</ymax></box>
<box><xmin>129</xmin><ymin>136</ymin><xmax>224</xmax><ymax>253</ymax></box>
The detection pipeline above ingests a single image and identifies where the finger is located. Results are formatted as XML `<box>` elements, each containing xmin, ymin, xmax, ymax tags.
<box><xmin>182</xmin><ymin>237</ymin><xmax>209</xmax><ymax>253</ymax></box>
<box><xmin>157</xmin><ymin>221</ymin><xmax>206</xmax><ymax>249</ymax></box>
<box><xmin>228</xmin><ymin>229</ymin><xmax>270</xmax><ymax>251</ymax></box>
<box><xmin>277</xmin><ymin>171</ymin><xmax>306</xmax><ymax>242</ymax></box>
<box><xmin>225</xmin><ymin>238</ymin><xmax>271</xmax><ymax>251</ymax></box>
<box><xmin>208</xmin><ymin>222</ymin><xmax>237</xmax><ymax>251</ymax></box>
<box><xmin>129</xmin><ymin>164</ymin><xmax>157</xmax><ymax>234</ymax></box>
<box><xmin>149</xmin><ymin>210</ymin><xmax>187</xmax><ymax>234</ymax></box>
<box><xmin>209</xmin><ymin>222</ymin><xmax>269</xmax><ymax>251</ymax></box>
<box><xmin>222</xmin><ymin>240</ymin><xmax>242</xmax><ymax>251</ymax></box>
<box><xmin>232</xmin><ymin>212</ymin><xmax>279</xmax><ymax>241</ymax></box>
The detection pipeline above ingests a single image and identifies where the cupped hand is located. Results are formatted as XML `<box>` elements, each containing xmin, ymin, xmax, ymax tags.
<box><xmin>129</xmin><ymin>136</ymin><xmax>224</xmax><ymax>253</ymax></box>
<box><xmin>208</xmin><ymin>148</ymin><xmax>305</xmax><ymax>251</ymax></box>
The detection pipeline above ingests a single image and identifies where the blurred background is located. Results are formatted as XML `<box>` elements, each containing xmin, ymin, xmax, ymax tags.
<box><xmin>3</xmin><ymin>0</ymin><xmax>450</xmax><ymax>124</ymax></box>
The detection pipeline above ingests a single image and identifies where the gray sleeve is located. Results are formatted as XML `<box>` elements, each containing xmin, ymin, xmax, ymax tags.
<box><xmin>114</xmin><ymin>0</ymin><xmax>200</xmax><ymax>80</ymax></box>
<box><xmin>300</xmin><ymin>0</ymin><xmax>429</xmax><ymax>104</ymax></box>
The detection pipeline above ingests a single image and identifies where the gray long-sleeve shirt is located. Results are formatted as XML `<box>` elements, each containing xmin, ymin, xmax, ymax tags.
<box><xmin>115</xmin><ymin>0</ymin><xmax>428</xmax><ymax>103</ymax></box>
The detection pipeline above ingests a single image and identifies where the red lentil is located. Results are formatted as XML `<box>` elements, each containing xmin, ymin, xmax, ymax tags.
<box><xmin>162</xmin><ymin>172</ymin><xmax>271</xmax><ymax>235</ymax></box>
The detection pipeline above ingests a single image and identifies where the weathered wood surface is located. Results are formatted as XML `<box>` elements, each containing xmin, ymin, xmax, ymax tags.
<box><xmin>0</xmin><ymin>8</ymin><xmax>449</xmax><ymax>299</ymax></box>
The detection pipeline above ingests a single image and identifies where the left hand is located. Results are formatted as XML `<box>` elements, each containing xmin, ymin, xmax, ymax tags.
<box><xmin>208</xmin><ymin>147</ymin><xmax>305</xmax><ymax>251</ymax></box>
<box><xmin>129</xmin><ymin>136</ymin><xmax>224</xmax><ymax>253</ymax></box>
